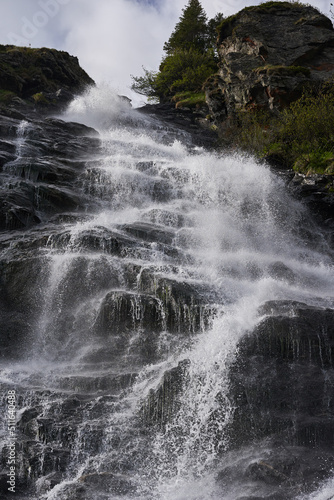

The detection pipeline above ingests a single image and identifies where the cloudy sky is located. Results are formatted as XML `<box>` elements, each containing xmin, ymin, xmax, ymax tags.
<box><xmin>0</xmin><ymin>0</ymin><xmax>331</xmax><ymax>105</ymax></box>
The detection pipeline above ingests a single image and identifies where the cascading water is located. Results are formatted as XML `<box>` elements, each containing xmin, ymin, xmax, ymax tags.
<box><xmin>0</xmin><ymin>86</ymin><xmax>333</xmax><ymax>500</ymax></box>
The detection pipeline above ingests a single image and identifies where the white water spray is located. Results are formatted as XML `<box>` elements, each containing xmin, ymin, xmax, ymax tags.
<box><xmin>1</xmin><ymin>86</ymin><xmax>333</xmax><ymax>500</ymax></box>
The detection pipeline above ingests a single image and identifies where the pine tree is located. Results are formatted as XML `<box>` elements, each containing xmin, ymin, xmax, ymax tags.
<box><xmin>163</xmin><ymin>0</ymin><xmax>208</xmax><ymax>55</ymax></box>
<box><xmin>207</xmin><ymin>12</ymin><xmax>224</xmax><ymax>54</ymax></box>
<box><xmin>131</xmin><ymin>0</ymin><xmax>224</xmax><ymax>101</ymax></box>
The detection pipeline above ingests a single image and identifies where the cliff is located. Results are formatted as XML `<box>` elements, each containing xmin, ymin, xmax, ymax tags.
<box><xmin>0</xmin><ymin>45</ymin><xmax>95</xmax><ymax>111</ymax></box>
<box><xmin>205</xmin><ymin>2</ymin><xmax>334</xmax><ymax>121</ymax></box>
<box><xmin>201</xmin><ymin>2</ymin><xmax>334</xmax><ymax>229</ymax></box>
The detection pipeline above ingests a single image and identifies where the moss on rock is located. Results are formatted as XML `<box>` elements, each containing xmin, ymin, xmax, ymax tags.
<box><xmin>0</xmin><ymin>44</ymin><xmax>94</xmax><ymax>108</ymax></box>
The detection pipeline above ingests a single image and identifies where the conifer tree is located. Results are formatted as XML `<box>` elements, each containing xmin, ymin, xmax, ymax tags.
<box><xmin>163</xmin><ymin>0</ymin><xmax>208</xmax><ymax>54</ymax></box>
<box><xmin>131</xmin><ymin>0</ymin><xmax>224</xmax><ymax>101</ymax></box>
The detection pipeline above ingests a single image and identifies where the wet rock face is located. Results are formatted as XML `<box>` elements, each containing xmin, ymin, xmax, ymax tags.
<box><xmin>205</xmin><ymin>3</ymin><xmax>334</xmax><ymax>121</ymax></box>
<box><xmin>0</xmin><ymin>113</ymin><xmax>100</xmax><ymax>231</ymax></box>
<box><xmin>217</xmin><ymin>444</ymin><xmax>334</xmax><ymax>500</ymax></box>
<box><xmin>140</xmin><ymin>359</ymin><xmax>190</xmax><ymax>427</ymax></box>
<box><xmin>229</xmin><ymin>300</ymin><xmax>334</xmax><ymax>448</ymax></box>
<box><xmin>287</xmin><ymin>172</ymin><xmax>334</xmax><ymax>231</ymax></box>
<box><xmin>0</xmin><ymin>107</ymin><xmax>101</xmax><ymax>360</ymax></box>
<box><xmin>138</xmin><ymin>102</ymin><xmax>217</xmax><ymax>148</ymax></box>
<box><xmin>224</xmin><ymin>300</ymin><xmax>334</xmax><ymax>497</ymax></box>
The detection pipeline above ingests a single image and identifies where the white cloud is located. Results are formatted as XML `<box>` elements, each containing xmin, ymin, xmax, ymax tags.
<box><xmin>0</xmin><ymin>0</ymin><xmax>332</xmax><ymax>105</ymax></box>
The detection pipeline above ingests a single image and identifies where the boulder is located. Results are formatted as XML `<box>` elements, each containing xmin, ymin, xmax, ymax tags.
<box><xmin>205</xmin><ymin>3</ymin><xmax>334</xmax><ymax>122</ymax></box>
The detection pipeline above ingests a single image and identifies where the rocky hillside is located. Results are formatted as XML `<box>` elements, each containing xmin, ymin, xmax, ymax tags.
<box><xmin>205</xmin><ymin>2</ymin><xmax>334</xmax><ymax>121</ymax></box>
<box><xmin>201</xmin><ymin>2</ymin><xmax>334</xmax><ymax>228</ymax></box>
<box><xmin>0</xmin><ymin>45</ymin><xmax>94</xmax><ymax>111</ymax></box>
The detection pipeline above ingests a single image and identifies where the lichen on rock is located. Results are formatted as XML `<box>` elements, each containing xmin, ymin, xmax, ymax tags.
<box><xmin>205</xmin><ymin>3</ymin><xmax>334</xmax><ymax>121</ymax></box>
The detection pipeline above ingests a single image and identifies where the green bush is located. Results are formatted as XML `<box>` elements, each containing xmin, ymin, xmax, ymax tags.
<box><xmin>130</xmin><ymin>67</ymin><xmax>158</xmax><ymax>99</ymax></box>
<box><xmin>293</xmin><ymin>150</ymin><xmax>334</xmax><ymax>175</ymax></box>
<box><xmin>131</xmin><ymin>0</ymin><xmax>222</xmax><ymax>103</ymax></box>
<box><xmin>235</xmin><ymin>108</ymin><xmax>278</xmax><ymax>155</ymax></box>
<box><xmin>155</xmin><ymin>49</ymin><xmax>217</xmax><ymax>99</ymax></box>
<box><xmin>172</xmin><ymin>91</ymin><xmax>206</xmax><ymax>108</ymax></box>
<box><xmin>276</xmin><ymin>86</ymin><xmax>334</xmax><ymax>169</ymax></box>
<box><xmin>224</xmin><ymin>83</ymin><xmax>334</xmax><ymax>175</ymax></box>
<box><xmin>132</xmin><ymin>49</ymin><xmax>217</xmax><ymax>101</ymax></box>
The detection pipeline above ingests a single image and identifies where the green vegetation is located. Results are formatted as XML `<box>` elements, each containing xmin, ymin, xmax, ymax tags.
<box><xmin>228</xmin><ymin>83</ymin><xmax>334</xmax><ymax>175</ymax></box>
<box><xmin>274</xmin><ymin>86</ymin><xmax>334</xmax><ymax>173</ymax></box>
<box><xmin>217</xmin><ymin>2</ymin><xmax>319</xmax><ymax>41</ymax></box>
<box><xmin>153</xmin><ymin>48</ymin><xmax>217</xmax><ymax>99</ymax></box>
<box><xmin>163</xmin><ymin>0</ymin><xmax>209</xmax><ymax>54</ymax></box>
<box><xmin>0</xmin><ymin>90</ymin><xmax>17</xmax><ymax>103</ymax></box>
<box><xmin>32</xmin><ymin>92</ymin><xmax>49</xmax><ymax>104</ymax></box>
<box><xmin>131</xmin><ymin>0</ymin><xmax>223</xmax><ymax>102</ymax></box>
<box><xmin>172</xmin><ymin>91</ymin><xmax>206</xmax><ymax>108</ymax></box>
<box><xmin>128</xmin><ymin>67</ymin><xmax>158</xmax><ymax>100</ymax></box>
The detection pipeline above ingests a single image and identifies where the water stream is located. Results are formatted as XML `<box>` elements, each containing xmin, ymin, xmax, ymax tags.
<box><xmin>0</xmin><ymin>87</ymin><xmax>333</xmax><ymax>499</ymax></box>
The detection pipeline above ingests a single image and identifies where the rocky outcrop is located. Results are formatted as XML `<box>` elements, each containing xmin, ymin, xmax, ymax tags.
<box><xmin>267</xmin><ymin>165</ymin><xmax>334</xmax><ymax>237</ymax></box>
<box><xmin>0</xmin><ymin>45</ymin><xmax>95</xmax><ymax>111</ymax></box>
<box><xmin>229</xmin><ymin>301</ymin><xmax>334</xmax><ymax>448</ymax></box>
<box><xmin>205</xmin><ymin>2</ymin><xmax>334</xmax><ymax>121</ymax></box>
<box><xmin>222</xmin><ymin>300</ymin><xmax>334</xmax><ymax>498</ymax></box>
<box><xmin>138</xmin><ymin>102</ymin><xmax>217</xmax><ymax>148</ymax></box>
<box><xmin>286</xmin><ymin>171</ymin><xmax>334</xmax><ymax>234</ymax></box>
<box><xmin>0</xmin><ymin>113</ymin><xmax>100</xmax><ymax>232</ymax></box>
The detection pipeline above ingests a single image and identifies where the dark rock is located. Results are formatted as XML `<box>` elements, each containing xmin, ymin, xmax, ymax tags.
<box><xmin>79</xmin><ymin>472</ymin><xmax>135</xmax><ymax>496</ymax></box>
<box><xmin>0</xmin><ymin>256</ymin><xmax>49</xmax><ymax>358</ymax></box>
<box><xmin>206</xmin><ymin>4</ymin><xmax>334</xmax><ymax>122</ymax></box>
<box><xmin>35</xmin><ymin>472</ymin><xmax>64</xmax><ymax>494</ymax></box>
<box><xmin>138</xmin><ymin>102</ymin><xmax>217</xmax><ymax>148</ymax></box>
<box><xmin>0</xmin><ymin>110</ymin><xmax>101</xmax><ymax>231</ymax></box>
<box><xmin>17</xmin><ymin>408</ymin><xmax>39</xmax><ymax>425</ymax></box>
<box><xmin>0</xmin><ymin>45</ymin><xmax>94</xmax><ymax>111</ymax></box>
<box><xmin>122</xmin><ymin>222</ymin><xmax>175</xmax><ymax>245</ymax></box>
<box><xmin>217</xmin><ymin>444</ymin><xmax>334</xmax><ymax>499</ymax></box>
<box><xmin>140</xmin><ymin>359</ymin><xmax>190</xmax><ymax>427</ymax></box>
<box><xmin>138</xmin><ymin>274</ymin><xmax>217</xmax><ymax>333</ymax></box>
<box><xmin>267</xmin><ymin>261</ymin><xmax>296</xmax><ymax>284</ymax></box>
<box><xmin>228</xmin><ymin>301</ymin><xmax>334</xmax><ymax>451</ymax></box>
<box><xmin>288</xmin><ymin>172</ymin><xmax>334</xmax><ymax>225</ymax></box>
<box><xmin>95</xmin><ymin>290</ymin><xmax>165</xmax><ymax>336</ymax></box>
<box><xmin>44</xmin><ymin>117</ymin><xmax>99</xmax><ymax>137</ymax></box>
<box><xmin>40</xmin><ymin>482</ymin><xmax>87</xmax><ymax>500</ymax></box>
<box><xmin>94</xmin><ymin>282</ymin><xmax>215</xmax><ymax>363</ymax></box>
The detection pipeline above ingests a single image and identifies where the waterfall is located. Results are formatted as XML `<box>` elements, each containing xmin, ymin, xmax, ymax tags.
<box><xmin>0</xmin><ymin>87</ymin><xmax>333</xmax><ymax>500</ymax></box>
